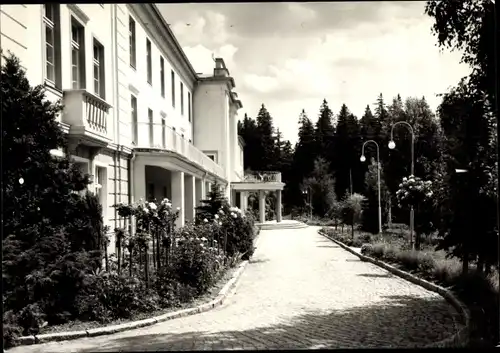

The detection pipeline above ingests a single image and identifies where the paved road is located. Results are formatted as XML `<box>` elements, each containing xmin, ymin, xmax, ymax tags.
<box><xmin>9</xmin><ymin>226</ymin><xmax>463</xmax><ymax>351</ymax></box>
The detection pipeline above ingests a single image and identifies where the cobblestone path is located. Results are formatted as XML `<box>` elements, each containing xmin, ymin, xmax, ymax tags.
<box><xmin>9</xmin><ymin>226</ymin><xmax>463</xmax><ymax>352</ymax></box>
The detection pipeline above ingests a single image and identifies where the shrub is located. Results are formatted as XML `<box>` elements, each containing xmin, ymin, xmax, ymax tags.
<box><xmin>154</xmin><ymin>268</ymin><xmax>197</xmax><ymax>307</ymax></box>
<box><xmin>74</xmin><ymin>272</ymin><xmax>159</xmax><ymax>322</ymax></box>
<box><xmin>431</xmin><ymin>258</ymin><xmax>462</xmax><ymax>285</ymax></box>
<box><xmin>171</xmin><ymin>223</ymin><xmax>223</xmax><ymax>295</ymax></box>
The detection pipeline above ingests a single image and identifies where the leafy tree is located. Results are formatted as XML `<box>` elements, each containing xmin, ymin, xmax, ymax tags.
<box><xmin>302</xmin><ymin>157</ymin><xmax>336</xmax><ymax>217</ymax></box>
<box><xmin>342</xmin><ymin>192</ymin><xmax>366</xmax><ymax>239</ymax></box>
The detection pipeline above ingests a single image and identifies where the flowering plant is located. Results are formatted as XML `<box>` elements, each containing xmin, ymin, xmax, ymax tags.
<box><xmin>395</xmin><ymin>175</ymin><xmax>434</xmax><ymax>209</ymax></box>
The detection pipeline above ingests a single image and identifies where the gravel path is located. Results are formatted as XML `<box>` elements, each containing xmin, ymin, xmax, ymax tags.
<box><xmin>8</xmin><ymin>226</ymin><xmax>462</xmax><ymax>351</ymax></box>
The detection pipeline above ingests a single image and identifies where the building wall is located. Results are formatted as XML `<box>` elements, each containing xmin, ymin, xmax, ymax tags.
<box><xmin>193</xmin><ymin>82</ymin><xmax>227</xmax><ymax>169</ymax></box>
<box><xmin>122</xmin><ymin>5</ymin><xmax>195</xmax><ymax>149</ymax></box>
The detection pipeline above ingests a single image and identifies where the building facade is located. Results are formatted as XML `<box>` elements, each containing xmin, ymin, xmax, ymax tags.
<box><xmin>1</xmin><ymin>4</ymin><xmax>284</xmax><ymax>251</ymax></box>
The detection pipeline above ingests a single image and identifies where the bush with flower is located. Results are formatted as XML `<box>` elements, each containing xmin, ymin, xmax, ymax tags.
<box><xmin>395</xmin><ymin>175</ymin><xmax>437</xmax><ymax>249</ymax></box>
<box><xmin>395</xmin><ymin>175</ymin><xmax>434</xmax><ymax>209</ymax></box>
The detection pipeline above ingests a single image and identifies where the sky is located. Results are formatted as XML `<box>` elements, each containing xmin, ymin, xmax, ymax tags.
<box><xmin>158</xmin><ymin>2</ymin><xmax>471</xmax><ymax>145</ymax></box>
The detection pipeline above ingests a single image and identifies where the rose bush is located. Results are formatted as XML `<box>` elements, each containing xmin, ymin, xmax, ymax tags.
<box><xmin>395</xmin><ymin>175</ymin><xmax>434</xmax><ymax>210</ymax></box>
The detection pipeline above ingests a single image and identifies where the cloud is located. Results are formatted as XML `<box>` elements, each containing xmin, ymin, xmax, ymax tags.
<box><xmin>158</xmin><ymin>2</ymin><xmax>471</xmax><ymax>145</ymax></box>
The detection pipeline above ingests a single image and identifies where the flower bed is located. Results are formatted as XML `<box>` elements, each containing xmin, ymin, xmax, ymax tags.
<box><xmin>3</xmin><ymin>197</ymin><xmax>256</xmax><ymax>348</ymax></box>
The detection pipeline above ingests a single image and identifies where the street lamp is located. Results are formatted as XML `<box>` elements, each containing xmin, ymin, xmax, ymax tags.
<box><xmin>360</xmin><ymin>140</ymin><xmax>382</xmax><ymax>234</ymax></box>
<box><xmin>302</xmin><ymin>187</ymin><xmax>312</xmax><ymax>220</ymax></box>
<box><xmin>388</xmin><ymin>121</ymin><xmax>416</xmax><ymax>250</ymax></box>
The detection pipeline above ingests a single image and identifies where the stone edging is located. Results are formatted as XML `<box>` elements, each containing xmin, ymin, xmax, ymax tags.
<box><xmin>16</xmin><ymin>232</ymin><xmax>262</xmax><ymax>347</ymax></box>
<box><xmin>318</xmin><ymin>230</ymin><xmax>471</xmax><ymax>348</ymax></box>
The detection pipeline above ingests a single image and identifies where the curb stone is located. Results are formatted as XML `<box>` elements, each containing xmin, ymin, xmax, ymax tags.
<box><xmin>16</xmin><ymin>231</ymin><xmax>263</xmax><ymax>347</ymax></box>
<box><xmin>318</xmin><ymin>230</ymin><xmax>471</xmax><ymax>348</ymax></box>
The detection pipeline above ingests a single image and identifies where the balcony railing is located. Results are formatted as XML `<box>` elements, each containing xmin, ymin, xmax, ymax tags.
<box><xmin>62</xmin><ymin>89</ymin><xmax>111</xmax><ymax>145</ymax></box>
<box><xmin>134</xmin><ymin>122</ymin><xmax>225</xmax><ymax>179</ymax></box>
<box><xmin>244</xmin><ymin>171</ymin><xmax>282</xmax><ymax>183</ymax></box>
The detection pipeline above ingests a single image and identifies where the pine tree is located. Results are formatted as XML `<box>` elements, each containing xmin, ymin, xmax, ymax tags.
<box><xmin>288</xmin><ymin>109</ymin><xmax>317</xmax><ymax>208</ymax></box>
<box><xmin>333</xmin><ymin>104</ymin><xmax>361</xmax><ymax>199</ymax></box>
<box><xmin>302</xmin><ymin>157</ymin><xmax>336</xmax><ymax>217</ymax></box>
<box><xmin>255</xmin><ymin>104</ymin><xmax>277</xmax><ymax>171</ymax></box>
<box><xmin>196</xmin><ymin>182</ymin><xmax>230</xmax><ymax>223</ymax></box>
<box><xmin>314</xmin><ymin>99</ymin><xmax>335</xmax><ymax>163</ymax></box>
<box><xmin>238</xmin><ymin>113</ymin><xmax>260</xmax><ymax>171</ymax></box>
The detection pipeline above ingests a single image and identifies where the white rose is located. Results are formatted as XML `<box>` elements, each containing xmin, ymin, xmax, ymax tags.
<box><xmin>219</xmin><ymin>222</ymin><xmax>222</xmax><ymax>226</ymax></box>
<box><xmin>176</xmin><ymin>207</ymin><xmax>181</xmax><ymax>211</ymax></box>
<box><xmin>215</xmin><ymin>214</ymin><xmax>219</xmax><ymax>220</ymax></box>
<box><xmin>149</xmin><ymin>202</ymin><xmax>157</xmax><ymax>210</ymax></box>
<box><xmin>204</xmin><ymin>218</ymin><xmax>208</xmax><ymax>223</ymax></box>
<box><xmin>402</xmin><ymin>177</ymin><xmax>407</xmax><ymax>182</ymax></box>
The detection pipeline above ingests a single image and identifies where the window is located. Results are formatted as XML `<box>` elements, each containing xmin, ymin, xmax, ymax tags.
<box><xmin>161</xmin><ymin>117</ymin><xmax>166</xmax><ymax>148</ymax></box>
<box><xmin>148</xmin><ymin>108</ymin><xmax>154</xmax><ymax>146</ymax></box>
<box><xmin>207</xmin><ymin>154</ymin><xmax>216</xmax><ymax>162</ymax></box>
<box><xmin>94</xmin><ymin>166</ymin><xmax>106</xmax><ymax>205</ymax></box>
<box><xmin>146</xmin><ymin>39</ymin><xmax>152</xmax><ymax>84</ymax></box>
<box><xmin>93</xmin><ymin>39</ymin><xmax>105</xmax><ymax>98</ymax></box>
<box><xmin>131</xmin><ymin>95</ymin><xmax>138</xmax><ymax>144</ymax></box>
<box><xmin>160</xmin><ymin>57</ymin><xmax>165</xmax><ymax>98</ymax></box>
<box><xmin>129</xmin><ymin>17</ymin><xmax>136</xmax><ymax>68</ymax></box>
<box><xmin>188</xmin><ymin>92</ymin><xmax>192</xmax><ymax>122</ymax></box>
<box><xmin>171</xmin><ymin>70</ymin><xmax>175</xmax><ymax>108</ymax></box>
<box><xmin>180</xmin><ymin>82</ymin><xmax>184</xmax><ymax>115</ymax></box>
<box><xmin>43</xmin><ymin>4</ymin><xmax>61</xmax><ymax>86</ymax></box>
<box><xmin>70</xmin><ymin>18</ymin><xmax>85</xmax><ymax>89</ymax></box>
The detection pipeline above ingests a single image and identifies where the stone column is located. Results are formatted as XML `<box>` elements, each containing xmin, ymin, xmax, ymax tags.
<box><xmin>171</xmin><ymin>171</ymin><xmax>185</xmax><ymax>228</ymax></box>
<box><xmin>184</xmin><ymin>174</ymin><xmax>196</xmax><ymax>223</ymax></box>
<box><xmin>195</xmin><ymin>178</ymin><xmax>205</xmax><ymax>206</ymax></box>
<box><xmin>276</xmin><ymin>190</ymin><xmax>282</xmax><ymax>223</ymax></box>
<box><xmin>239</xmin><ymin>191</ymin><xmax>247</xmax><ymax>214</ymax></box>
<box><xmin>132</xmin><ymin>161</ymin><xmax>146</xmax><ymax>203</ymax></box>
<box><xmin>259</xmin><ymin>190</ymin><xmax>266</xmax><ymax>224</ymax></box>
<box><xmin>206</xmin><ymin>181</ymin><xmax>212</xmax><ymax>196</ymax></box>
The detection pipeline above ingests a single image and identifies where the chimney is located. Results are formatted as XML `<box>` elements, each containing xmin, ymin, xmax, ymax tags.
<box><xmin>214</xmin><ymin>58</ymin><xmax>229</xmax><ymax>77</ymax></box>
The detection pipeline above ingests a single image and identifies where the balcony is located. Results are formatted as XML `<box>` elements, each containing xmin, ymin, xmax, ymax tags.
<box><xmin>62</xmin><ymin>89</ymin><xmax>112</xmax><ymax>147</ymax></box>
<box><xmin>134</xmin><ymin>122</ymin><xmax>225</xmax><ymax>179</ymax></box>
<box><xmin>232</xmin><ymin>171</ymin><xmax>285</xmax><ymax>191</ymax></box>
<box><xmin>244</xmin><ymin>171</ymin><xmax>282</xmax><ymax>182</ymax></box>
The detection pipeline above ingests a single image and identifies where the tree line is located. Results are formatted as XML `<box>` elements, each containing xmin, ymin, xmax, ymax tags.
<box><xmin>238</xmin><ymin>0</ymin><xmax>498</xmax><ymax>274</ymax></box>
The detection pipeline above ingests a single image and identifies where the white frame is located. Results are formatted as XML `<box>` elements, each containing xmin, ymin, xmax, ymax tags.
<box><xmin>43</xmin><ymin>4</ymin><xmax>57</xmax><ymax>84</ymax></box>
<box><xmin>93</xmin><ymin>160</ymin><xmax>108</xmax><ymax>223</ymax></box>
<box><xmin>129</xmin><ymin>16</ymin><xmax>136</xmax><ymax>68</ymax></box>
<box><xmin>70</xmin><ymin>16</ymin><xmax>84</xmax><ymax>89</ymax></box>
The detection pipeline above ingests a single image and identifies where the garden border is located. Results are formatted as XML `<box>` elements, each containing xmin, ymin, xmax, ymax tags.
<box><xmin>15</xmin><ymin>231</ymin><xmax>263</xmax><ymax>347</ymax></box>
<box><xmin>318</xmin><ymin>230</ymin><xmax>471</xmax><ymax>348</ymax></box>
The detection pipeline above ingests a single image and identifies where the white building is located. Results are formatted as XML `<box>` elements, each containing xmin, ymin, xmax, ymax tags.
<box><xmin>1</xmin><ymin>3</ymin><xmax>285</xmax><ymax>250</ymax></box>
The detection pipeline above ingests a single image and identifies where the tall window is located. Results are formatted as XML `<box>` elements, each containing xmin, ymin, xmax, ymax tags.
<box><xmin>94</xmin><ymin>166</ymin><xmax>106</xmax><ymax>205</ymax></box>
<box><xmin>171</xmin><ymin>70</ymin><xmax>175</xmax><ymax>108</ymax></box>
<box><xmin>129</xmin><ymin>17</ymin><xmax>136</xmax><ymax>68</ymax></box>
<box><xmin>180</xmin><ymin>82</ymin><xmax>184</xmax><ymax>115</ymax></box>
<box><xmin>93</xmin><ymin>39</ymin><xmax>105</xmax><ymax>98</ymax></box>
<box><xmin>131</xmin><ymin>95</ymin><xmax>138</xmax><ymax>144</ymax></box>
<box><xmin>188</xmin><ymin>92</ymin><xmax>192</xmax><ymax>122</ymax></box>
<box><xmin>146</xmin><ymin>39</ymin><xmax>152</xmax><ymax>84</ymax></box>
<box><xmin>148</xmin><ymin>108</ymin><xmax>154</xmax><ymax>146</ymax></box>
<box><xmin>71</xmin><ymin>18</ymin><xmax>85</xmax><ymax>89</ymax></box>
<box><xmin>160</xmin><ymin>56</ymin><xmax>165</xmax><ymax>98</ymax></box>
<box><xmin>161</xmin><ymin>117</ymin><xmax>166</xmax><ymax>148</ymax></box>
<box><xmin>44</xmin><ymin>4</ymin><xmax>61</xmax><ymax>86</ymax></box>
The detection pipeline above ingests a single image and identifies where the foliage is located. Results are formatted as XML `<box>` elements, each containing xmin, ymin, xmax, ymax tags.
<box><xmin>302</xmin><ymin>157</ymin><xmax>336</xmax><ymax>217</ymax></box>
<box><xmin>196</xmin><ymin>182</ymin><xmax>229</xmax><ymax>224</ymax></box>
<box><xmin>341</xmin><ymin>193</ymin><xmax>366</xmax><ymax>238</ymax></box>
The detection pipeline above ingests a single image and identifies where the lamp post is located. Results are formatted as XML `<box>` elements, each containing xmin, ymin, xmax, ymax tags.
<box><xmin>360</xmin><ymin>140</ymin><xmax>382</xmax><ymax>234</ymax></box>
<box><xmin>302</xmin><ymin>187</ymin><xmax>312</xmax><ymax>220</ymax></box>
<box><xmin>388</xmin><ymin>121</ymin><xmax>415</xmax><ymax>250</ymax></box>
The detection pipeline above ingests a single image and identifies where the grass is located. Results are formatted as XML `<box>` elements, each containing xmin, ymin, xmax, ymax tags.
<box><xmin>320</xmin><ymin>224</ymin><xmax>499</xmax><ymax>348</ymax></box>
